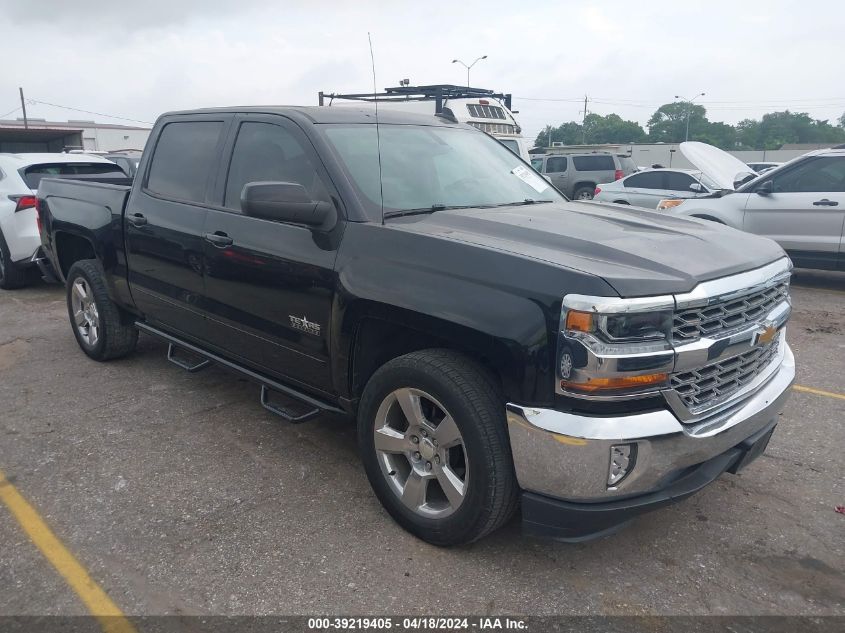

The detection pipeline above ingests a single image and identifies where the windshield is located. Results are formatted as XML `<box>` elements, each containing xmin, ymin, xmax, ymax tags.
<box><xmin>322</xmin><ymin>124</ymin><xmax>561</xmax><ymax>220</ymax></box>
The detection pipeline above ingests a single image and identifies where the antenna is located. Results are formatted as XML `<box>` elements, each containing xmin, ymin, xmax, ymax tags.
<box><xmin>368</xmin><ymin>33</ymin><xmax>385</xmax><ymax>224</ymax></box>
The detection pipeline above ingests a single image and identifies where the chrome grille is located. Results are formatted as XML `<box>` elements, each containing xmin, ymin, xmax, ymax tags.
<box><xmin>673</xmin><ymin>280</ymin><xmax>789</xmax><ymax>343</ymax></box>
<box><xmin>671</xmin><ymin>338</ymin><xmax>781</xmax><ymax>414</ymax></box>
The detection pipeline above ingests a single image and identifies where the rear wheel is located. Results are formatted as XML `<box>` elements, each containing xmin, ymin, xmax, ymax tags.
<box><xmin>573</xmin><ymin>186</ymin><xmax>595</xmax><ymax>201</ymax></box>
<box><xmin>66</xmin><ymin>260</ymin><xmax>138</xmax><ymax>361</ymax></box>
<box><xmin>0</xmin><ymin>229</ymin><xmax>28</xmax><ymax>290</ymax></box>
<box><xmin>358</xmin><ymin>349</ymin><xmax>518</xmax><ymax>546</ymax></box>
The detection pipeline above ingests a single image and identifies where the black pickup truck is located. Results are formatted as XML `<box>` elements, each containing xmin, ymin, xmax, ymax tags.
<box><xmin>37</xmin><ymin>106</ymin><xmax>795</xmax><ymax>545</ymax></box>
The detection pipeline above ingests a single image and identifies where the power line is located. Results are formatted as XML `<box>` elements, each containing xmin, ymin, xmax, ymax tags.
<box><xmin>0</xmin><ymin>105</ymin><xmax>21</xmax><ymax>119</ymax></box>
<box><xmin>26</xmin><ymin>98</ymin><xmax>153</xmax><ymax>125</ymax></box>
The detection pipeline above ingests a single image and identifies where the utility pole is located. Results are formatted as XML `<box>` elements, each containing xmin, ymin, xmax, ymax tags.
<box><xmin>19</xmin><ymin>87</ymin><xmax>28</xmax><ymax>129</ymax></box>
<box><xmin>581</xmin><ymin>95</ymin><xmax>589</xmax><ymax>144</ymax></box>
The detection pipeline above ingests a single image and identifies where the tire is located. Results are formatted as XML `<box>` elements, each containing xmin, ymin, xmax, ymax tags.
<box><xmin>66</xmin><ymin>260</ymin><xmax>138</xmax><ymax>361</ymax></box>
<box><xmin>0</xmin><ymin>229</ymin><xmax>28</xmax><ymax>290</ymax></box>
<box><xmin>573</xmin><ymin>186</ymin><xmax>595</xmax><ymax>201</ymax></box>
<box><xmin>358</xmin><ymin>349</ymin><xmax>518</xmax><ymax>546</ymax></box>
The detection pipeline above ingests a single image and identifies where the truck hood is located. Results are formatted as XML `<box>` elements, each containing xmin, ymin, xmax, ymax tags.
<box><xmin>680</xmin><ymin>141</ymin><xmax>758</xmax><ymax>190</ymax></box>
<box><xmin>390</xmin><ymin>201</ymin><xmax>786</xmax><ymax>296</ymax></box>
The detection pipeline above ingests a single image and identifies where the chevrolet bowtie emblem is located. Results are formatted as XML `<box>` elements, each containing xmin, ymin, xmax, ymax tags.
<box><xmin>752</xmin><ymin>323</ymin><xmax>778</xmax><ymax>346</ymax></box>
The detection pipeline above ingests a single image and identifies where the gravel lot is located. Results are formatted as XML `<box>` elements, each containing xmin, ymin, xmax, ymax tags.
<box><xmin>1</xmin><ymin>270</ymin><xmax>843</xmax><ymax>617</ymax></box>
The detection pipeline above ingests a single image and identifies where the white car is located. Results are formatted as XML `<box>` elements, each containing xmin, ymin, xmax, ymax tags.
<box><xmin>593</xmin><ymin>168</ymin><xmax>718</xmax><ymax>209</ymax></box>
<box><xmin>665</xmin><ymin>147</ymin><xmax>845</xmax><ymax>271</ymax></box>
<box><xmin>0</xmin><ymin>153</ymin><xmax>124</xmax><ymax>289</ymax></box>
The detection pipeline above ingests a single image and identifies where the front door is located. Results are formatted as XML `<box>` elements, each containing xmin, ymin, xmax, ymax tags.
<box><xmin>743</xmin><ymin>155</ymin><xmax>845</xmax><ymax>270</ymax></box>
<box><xmin>125</xmin><ymin>116</ymin><xmax>229</xmax><ymax>339</ymax></box>
<box><xmin>201</xmin><ymin>116</ymin><xmax>343</xmax><ymax>394</ymax></box>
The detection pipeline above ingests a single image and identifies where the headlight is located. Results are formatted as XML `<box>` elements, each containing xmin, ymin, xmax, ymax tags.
<box><xmin>557</xmin><ymin>295</ymin><xmax>675</xmax><ymax>398</ymax></box>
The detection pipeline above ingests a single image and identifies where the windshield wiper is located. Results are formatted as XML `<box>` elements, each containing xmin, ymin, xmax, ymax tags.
<box><xmin>383</xmin><ymin>199</ymin><xmax>555</xmax><ymax>219</ymax></box>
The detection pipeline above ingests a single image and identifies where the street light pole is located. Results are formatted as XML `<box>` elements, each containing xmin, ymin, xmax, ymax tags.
<box><xmin>451</xmin><ymin>55</ymin><xmax>487</xmax><ymax>88</ymax></box>
<box><xmin>674</xmin><ymin>92</ymin><xmax>705</xmax><ymax>142</ymax></box>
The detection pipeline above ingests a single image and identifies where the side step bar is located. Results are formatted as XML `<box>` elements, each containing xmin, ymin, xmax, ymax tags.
<box><xmin>167</xmin><ymin>343</ymin><xmax>212</xmax><ymax>372</ymax></box>
<box><xmin>136</xmin><ymin>322</ymin><xmax>345</xmax><ymax>422</ymax></box>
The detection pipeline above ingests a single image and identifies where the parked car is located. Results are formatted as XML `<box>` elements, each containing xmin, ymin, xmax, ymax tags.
<box><xmin>593</xmin><ymin>168</ymin><xmax>717</xmax><ymax>208</ymax></box>
<box><xmin>38</xmin><ymin>106</ymin><xmax>794</xmax><ymax>545</ymax></box>
<box><xmin>747</xmin><ymin>161</ymin><xmax>782</xmax><ymax>174</ymax></box>
<box><xmin>666</xmin><ymin>147</ymin><xmax>845</xmax><ymax>271</ymax></box>
<box><xmin>104</xmin><ymin>152</ymin><xmax>142</xmax><ymax>177</ymax></box>
<box><xmin>0</xmin><ymin>153</ymin><xmax>125</xmax><ymax>289</ymax></box>
<box><xmin>530</xmin><ymin>152</ymin><xmax>637</xmax><ymax>200</ymax></box>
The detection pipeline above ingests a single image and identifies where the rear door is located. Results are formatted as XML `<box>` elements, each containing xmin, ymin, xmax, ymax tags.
<box><xmin>124</xmin><ymin>116</ymin><xmax>230</xmax><ymax>339</ymax></box>
<box><xmin>200</xmin><ymin>115</ymin><xmax>342</xmax><ymax>393</ymax></box>
<box><xmin>544</xmin><ymin>156</ymin><xmax>569</xmax><ymax>193</ymax></box>
<box><xmin>743</xmin><ymin>156</ymin><xmax>845</xmax><ymax>270</ymax></box>
<box><xmin>621</xmin><ymin>171</ymin><xmax>666</xmax><ymax>208</ymax></box>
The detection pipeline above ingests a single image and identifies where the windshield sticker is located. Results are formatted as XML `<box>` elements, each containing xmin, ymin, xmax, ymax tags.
<box><xmin>511</xmin><ymin>165</ymin><xmax>548</xmax><ymax>193</ymax></box>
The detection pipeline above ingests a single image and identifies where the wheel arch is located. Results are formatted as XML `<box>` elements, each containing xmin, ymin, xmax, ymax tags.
<box><xmin>337</xmin><ymin>300</ymin><xmax>542</xmax><ymax>412</ymax></box>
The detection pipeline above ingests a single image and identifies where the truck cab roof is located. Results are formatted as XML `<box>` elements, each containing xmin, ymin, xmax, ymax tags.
<box><xmin>160</xmin><ymin>106</ymin><xmax>466</xmax><ymax>128</ymax></box>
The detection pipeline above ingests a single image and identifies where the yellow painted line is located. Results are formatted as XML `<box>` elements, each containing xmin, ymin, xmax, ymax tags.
<box><xmin>793</xmin><ymin>384</ymin><xmax>845</xmax><ymax>401</ymax></box>
<box><xmin>0</xmin><ymin>468</ymin><xmax>137</xmax><ymax>633</ymax></box>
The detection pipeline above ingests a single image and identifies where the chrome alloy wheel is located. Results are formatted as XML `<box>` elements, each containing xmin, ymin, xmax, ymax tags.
<box><xmin>373</xmin><ymin>388</ymin><xmax>469</xmax><ymax>518</ymax></box>
<box><xmin>71</xmin><ymin>279</ymin><xmax>100</xmax><ymax>347</ymax></box>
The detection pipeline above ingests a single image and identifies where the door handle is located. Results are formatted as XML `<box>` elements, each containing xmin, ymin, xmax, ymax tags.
<box><xmin>812</xmin><ymin>199</ymin><xmax>839</xmax><ymax>206</ymax></box>
<box><xmin>205</xmin><ymin>232</ymin><xmax>233</xmax><ymax>247</ymax></box>
<box><xmin>127</xmin><ymin>213</ymin><xmax>147</xmax><ymax>227</ymax></box>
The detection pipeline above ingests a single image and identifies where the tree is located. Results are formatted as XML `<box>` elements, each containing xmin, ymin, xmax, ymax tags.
<box><xmin>839</xmin><ymin>111</ymin><xmax>845</xmax><ymax>129</ymax></box>
<box><xmin>647</xmin><ymin>102</ymin><xmax>708</xmax><ymax>143</ymax></box>
<box><xmin>534</xmin><ymin>114</ymin><xmax>645</xmax><ymax>148</ymax></box>
<box><xmin>583</xmin><ymin>113</ymin><xmax>647</xmax><ymax>144</ymax></box>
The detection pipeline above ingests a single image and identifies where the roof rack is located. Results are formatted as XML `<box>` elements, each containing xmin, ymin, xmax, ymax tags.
<box><xmin>319</xmin><ymin>84</ymin><xmax>512</xmax><ymax>113</ymax></box>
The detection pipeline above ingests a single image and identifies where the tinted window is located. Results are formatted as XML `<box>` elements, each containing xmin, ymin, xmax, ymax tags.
<box><xmin>572</xmin><ymin>155</ymin><xmax>615</xmax><ymax>171</ymax></box>
<box><xmin>21</xmin><ymin>163</ymin><xmax>125</xmax><ymax>190</ymax></box>
<box><xmin>664</xmin><ymin>171</ymin><xmax>698</xmax><ymax>191</ymax></box>
<box><xmin>146</xmin><ymin>121</ymin><xmax>222</xmax><ymax>203</ymax></box>
<box><xmin>546</xmin><ymin>156</ymin><xmax>568</xmax><ymax>173</ymax></box>
<box><xmin>224</xmin><ymin>121</ymin><xmax>330</xmax><ymax>210</ymax></box>
<box><xmin>771</xmin><ymin>157</ymin><xmax>845</xmax><ymax>193</ymax></box>
<box><xmin>624</xmin><ymin>171</ymin><xmax>664</xmax><ymax>189</ymax></box>
<box><xmin>530</xmin><ymin>158</ymin><xmax>544</xmax><ymax>171</ymax></box>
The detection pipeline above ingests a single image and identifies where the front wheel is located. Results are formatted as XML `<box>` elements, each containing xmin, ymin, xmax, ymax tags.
<box><xmin>358</xmin><ymin>349</ymin><xmax>518</xmax><ymax>546</ymax></box>
<box><xmin>66</xmin><ymin>260</ymin><xmax>138</xmax><ymax>361</ymax></box>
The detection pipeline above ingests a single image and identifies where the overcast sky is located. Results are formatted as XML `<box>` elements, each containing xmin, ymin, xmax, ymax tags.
<box><xmin>2</xmin><ymin>0</ymin><xmax>843</xmax><ymax>140</ymax></box>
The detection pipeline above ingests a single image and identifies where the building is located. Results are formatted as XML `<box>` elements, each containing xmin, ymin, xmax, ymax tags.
<box><xmin>534</xmin><ymin>142</ymin><xmax>822</xmax><ymax>169</ymax></box>
<box><xmin>0</xmin><ymin>118</ymin><xmax>151</xmax><ymax>153</ymax></box>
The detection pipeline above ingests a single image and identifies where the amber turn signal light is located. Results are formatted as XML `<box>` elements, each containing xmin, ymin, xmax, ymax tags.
<box><xmin>565</xmin><ymin>310</ymin><xmax>594</xmax><ymax>332</ymax></box>
<box><xmin>561</xmin><ymin>373</ymin><xmax>668</xmax><ymax>393</ymax></box>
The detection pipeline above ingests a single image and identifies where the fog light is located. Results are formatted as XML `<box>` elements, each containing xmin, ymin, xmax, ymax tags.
<box><xmin>608</xmin><ymin>444</ymin><xmax>636</xmax><ymax>487</ymax></box>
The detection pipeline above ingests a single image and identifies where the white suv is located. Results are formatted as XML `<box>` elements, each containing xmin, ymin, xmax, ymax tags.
<box><xmin>0</xmin><ymin>153</ymin><xmax>124</xmax><ymax>289</ymax></box>
<box><xmin>668</xmin><ymin>149</ymin><xmax>845</xmax><ymax>271</ymax></box>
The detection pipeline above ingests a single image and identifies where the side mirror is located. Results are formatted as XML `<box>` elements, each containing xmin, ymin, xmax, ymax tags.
<box><xmin>689</xmin><ymin>182</ymin><xmax>704</xmax><ymax>193</ymax></box>
<box><xmin>755</xmin><ymin>180</ymin><xmax>773</xmax><ymax>196</ymax></box>
<box><xmin>241</xmin><ymin>182</ymin><xmax>335</xmax><ymax>229</ymax></box>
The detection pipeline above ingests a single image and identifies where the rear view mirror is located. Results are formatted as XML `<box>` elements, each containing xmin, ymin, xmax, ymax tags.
<box><xmin>689</xmin><ymin>183</ymin><xmax>704</xmax><ymax>192</ymax></box>
<box><xmin>241</xmin><ymin>182</ymin><xmax>335</xmax><ymax>229</ymax></box>
<box><xmin>755</xmin><ymin>180</ymin><xmax>773</xmax><ymax>196</ymax></box>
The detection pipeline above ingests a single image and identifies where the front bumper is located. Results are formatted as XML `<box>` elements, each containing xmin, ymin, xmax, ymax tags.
<box><xmin>506</xmin><ymin>343</ymin><xmax>794</xmax><ymax>540</ymax></box>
